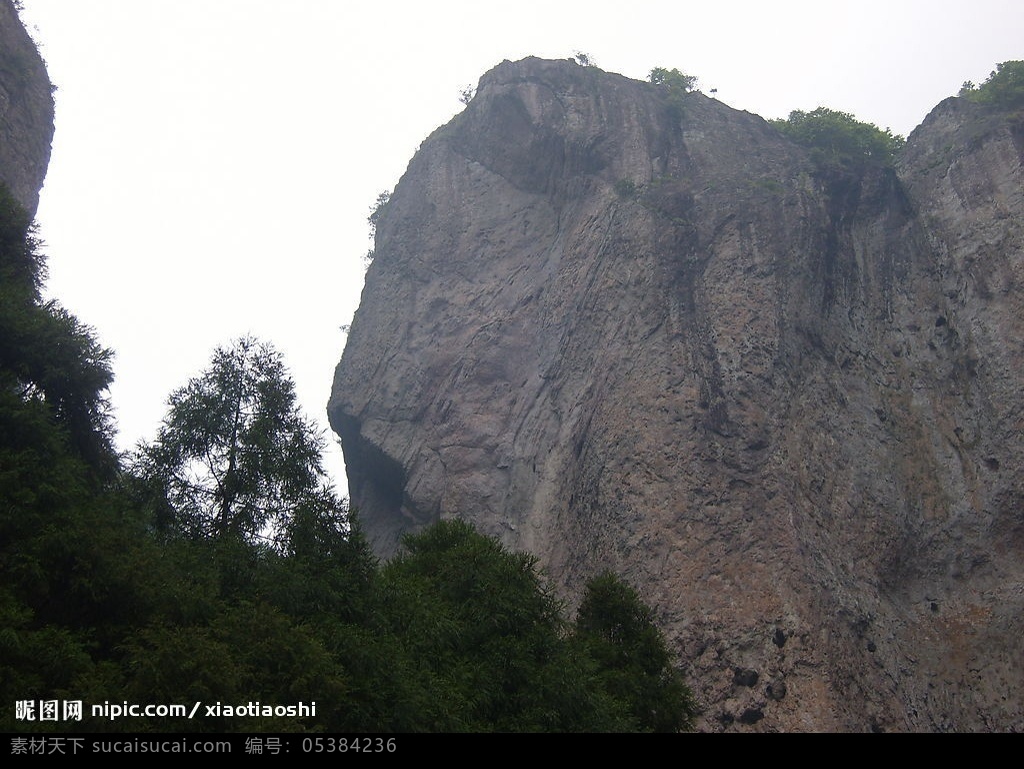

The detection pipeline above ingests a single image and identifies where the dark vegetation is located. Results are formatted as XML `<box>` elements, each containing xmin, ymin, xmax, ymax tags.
<box><xmin>366</xmin><ymin>191</ymin><xmax>389</xmax><ymax>240</ymax></box>
<box><xmin>363</xmin><ymin>190</ymin><xmax>390</xmax><ymax>263</ymax></box>
<box><xmin>0</xmin><ymin>185</ymin><xmax>695</xmax><ymax>732</ymax></box>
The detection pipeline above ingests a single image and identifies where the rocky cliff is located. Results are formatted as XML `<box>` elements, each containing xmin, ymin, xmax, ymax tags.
<box><xmin>0</xmin><ymin>0</ymin><xmax>53</xmax><ymax>217</ymax></box>
<box><xmin>329</xmin><ymin>57</ymin><xmax>1024</xmax><ymax>732</ymax></box>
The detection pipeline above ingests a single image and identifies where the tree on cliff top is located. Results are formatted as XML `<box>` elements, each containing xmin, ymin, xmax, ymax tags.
<box><xmin>648</xmin><ymin>66</ymin><xmax>697</xmax><ymax>91</ymax></box>
<box><xmin>960</xmin><ymin>61</ymin><xmax>1024</xmax><ymax>108</ymax></box>
<box><xmin>649</xmin><ymin>66</ymin><xmax>698</xmax><ymax>118</ymax></box>
<box><xmin>771</xmin><ymin>107</ymin><xmax>905</xmax><ymax>171</ymax></box>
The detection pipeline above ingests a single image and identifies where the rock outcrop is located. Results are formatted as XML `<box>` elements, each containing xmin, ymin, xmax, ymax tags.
<box><xmin>0</xmin><ymin>0</ymin><xmax>53</xmax><ymax>217</ymax></box>
<box><xmin>329</xmin><ymin>57</ymin><xmax>1024</xmax><ymax>731</ymax></box>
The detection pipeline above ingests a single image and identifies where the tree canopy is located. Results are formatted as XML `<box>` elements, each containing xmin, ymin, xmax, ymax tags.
<box><xmin>131</xmin><ymin>336</ymin><xmax>338</xmax><ymax>547</ymax></box>
<box><xmin>0</xmin><ymin>184</ymin><xmax>115</xmax><ymax>476</ymax></box>
<box><xmin>648</xmin><ymin>66</ymin><xmax>698</xmax><ymax>118</ymax></box>
<box><xmin>576</xmin><ymin>572</ymin><xmax>697</xmax><ymax>732</ymax></box>
<box><xmin>375</xmin><ymin>521</ymin><xmax>698</xmax><ymax>732</ymax></box>
<box><xmin>648</xmin><ymin>66</ymin><xmax>697</xmax><ymax>92</ymax></box>
<box><xmin>959</xmin><ymin>61</ymin><xmax>1024</xmax><ymax>108</ymax></box>
<box><xmin>771</xmin><ymin>107</ymin><xmax>905</xmax><ymax>172</ymax></box>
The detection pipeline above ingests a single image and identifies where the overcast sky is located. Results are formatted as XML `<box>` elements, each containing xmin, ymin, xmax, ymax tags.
<box><xmin>16</xmin><ymin>0</ymin><xmax>1023</xmax><ymax>493</ymax></box>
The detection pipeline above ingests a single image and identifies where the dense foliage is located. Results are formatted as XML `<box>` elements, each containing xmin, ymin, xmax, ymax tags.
<box><xmin>649</xmin><ymin>66</ymin><xmax>698</xmax><ymax>117</ymax></box>
<box><xmin>959</xmin><ymin>61</ymin><xmax>1024</xmax><ymax>108</ymax></box>
<box><xmin>375</xmin><ymin>520</ymin><xmax>689</xmax><ymax>732</ymax></box>
<box><xmin>0</xmin><ymin>184</ymin><xmax>127</xmax><ymax>729</ymax></box>
<box><xmin>648</xmin><ymin>66</ymin><xmax>697</xmax><ymax>92</ymax></box>
<box><xmin>0</xmin><ymin>188</ymin><xmax>115</xmax><ymax>476</ymax></box>
<box><xmin>771</xmin><ymin>107</ymin><xmax>905</xmax><ymax>172</ymax></box>
<box><xmin>0</xmin><ymin>189</ymin><xmax>696</xmax><ymax>732</ymax></box>
<box><xmin>131</xmin><ymin>336</ymin><xmax>336</xmax><ymax>546</ymax></box>
<box><xmin>576</xmin><ymin>572</ymin><xmax>697</xmax><ymax>732</ymax></box>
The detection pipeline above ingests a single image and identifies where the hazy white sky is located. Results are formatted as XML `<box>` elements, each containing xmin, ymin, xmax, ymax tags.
<box><xmin>16</xmin><ymin>0</ymin><xmax>1023</xmax><ymax>492</ymax></box>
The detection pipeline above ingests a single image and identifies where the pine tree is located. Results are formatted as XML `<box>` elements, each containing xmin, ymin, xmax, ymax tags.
<box><xmin>133</xmin><ymin>336</ymin><xmax>342</xmax><ymax>547</ymax></box>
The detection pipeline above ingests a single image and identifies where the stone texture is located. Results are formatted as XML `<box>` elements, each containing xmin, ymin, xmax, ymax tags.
<box><xmin>0</xmin><ymin>0</ymin><xmax>53</xmax><ymax>217</ymax></box>
<box><xmin>329</xmin><ymin>57</ymin><xmax>1024</xmax><ymax>732</ymax></box>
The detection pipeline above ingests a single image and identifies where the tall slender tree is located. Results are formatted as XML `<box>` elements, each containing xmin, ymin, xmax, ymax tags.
<box><xmin>134</xmin><ymin>336</ymin><xmax>340</xmax><ymax>547</ymax></box>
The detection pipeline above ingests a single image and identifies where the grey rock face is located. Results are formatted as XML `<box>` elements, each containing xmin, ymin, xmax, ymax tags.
<box><xmin>0</xmin><ymin>0</ymin><xmax>53</xmax><ymax>217</ymax></box>
<box><xmin>329</xmin><ymin>57</ymin><xmax>1024</xmax><ymax>731</ymax></box>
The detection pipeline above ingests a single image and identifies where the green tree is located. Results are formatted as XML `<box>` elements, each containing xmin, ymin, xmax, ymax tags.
<box><xmin>648</xmin><ymin>66</ymin><xmax>697</xmax><ymax>91</ymax></box>
<box><xmin>376</xmin><ymin>520</ymin><xmax>631</xmax><ymax>731</ymax></box>
<box><xmin>0</xmin><ymin>187</ymin><xmax>377</xmax><ymax>733</ymax></box>
<box><xmin>0</xmin><ymin>182</ymin><xmax>123</xmax><ymax>635</ymax></box>
<box><xmin>771</xmin><ymin>107</ymin><xmax>905</xmax><ymax>171</ymax></box>
<box><xmin>575</xmin><ymin>572</ymin><xmax>697</xmax><ymax>732</ymax></box>
<box><xmin>133</xmin><ymin>336</ymin><xmax>342</xmax><ymax>547</ymax></box>
<box><xmin>648</xmin><ymin>66</ymin><xmax>698</xmax><ymax>119</ymax></box>
<box><xmin>0</xmin><ymin>184</ymin><xmax>115</xmax><ymax>475</ymax></box>
<box><xmin>0</xmin><ymin>183</ymin><xmax>128</xmax><ymax>729</ymax></box>
<box><xmin>959</xmin><ymin>61</ymin><xmax>1024</xmax><ymax>108</ymax></box>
